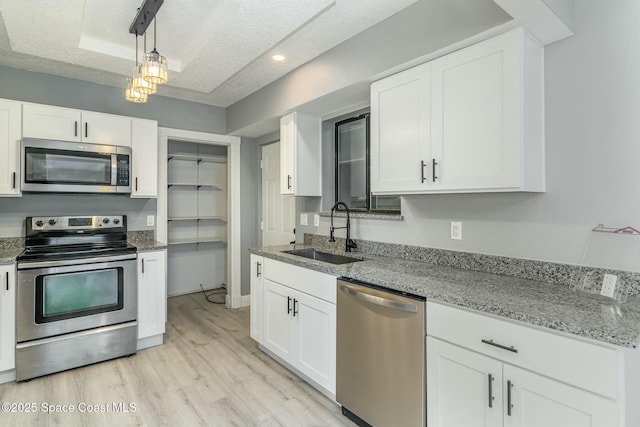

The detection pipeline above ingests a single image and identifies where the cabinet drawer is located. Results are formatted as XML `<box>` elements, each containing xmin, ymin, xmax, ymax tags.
<box><xmin>263</xmin><ymin>258</ymin><xmax>336</xmax><ymax>304</ymax></box>
<box><xmin>427</xmin><ymin>302</ymin><xmax>619</xmax><ymax>399</ymax></box>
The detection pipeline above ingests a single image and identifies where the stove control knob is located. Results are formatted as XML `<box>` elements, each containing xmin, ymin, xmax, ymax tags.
<box><xmin>48</xmin><ymin>219</ymin><xmax>57</xmax><ymax>226</ymax></box>
<box><xmin>113</xmin><ymin>218</ymin><xmax>120</xmax><ymax>225</ymax></box>
<box><xmin>35</xmin><ymin>220</ymin><xmax>44</xmax><ymax>227</ymax></box>
<box><xmin>102</xmin><ymin>218</ymin><xmax>110</xmax><ymax>224</ymax></box>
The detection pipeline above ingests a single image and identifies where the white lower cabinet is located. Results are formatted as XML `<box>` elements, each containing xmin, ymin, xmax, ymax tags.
<box><xmin>252</xmin><ymin>257</ymin><xmax>336</xmax><ymax>396</ymax></box>
<box><xmin>137</xmin><ymin>250</ymin><xmax>167</xmax><ymax>349</ymax></box>
<box><xmin>503</xmin><ymin>364</ymin><xmax>618</xmax><ymax>427</ymax></box>
<box><xmin>427</xmin><ymin>337</ymin><xmax>617</xmax><ymax>427</ymax></box>
<box><xmin>249</xmin><ymin>254</ymin><xmax>264</xmax><ymax>342</ymax></box>
<box><xmin>427</xmin><ymin>301</ymin><xmax>622</xmax><ymax>427</ymax></box>
<box><xmin>262</xmin><ymin>278</ymin><xmax>336</xmax><ymax>394</ymax></box>
<box><xmin>0</xmin><ymin>264</ymin><xmax>16</xmax><ymax>374</ymax></box>
<box><xmin>427</xmin><ymin>337</ymin><xmax>503</xmax><ymax>427</ymax></box>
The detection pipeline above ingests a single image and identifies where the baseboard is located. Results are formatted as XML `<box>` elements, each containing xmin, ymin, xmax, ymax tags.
<box><xmin>226</xmin><ymin>294</ymin><xmax>251</xmax><ymax>309</ymax></box>
<box><xmin>258</xmin><ymin>344</ymin><xmax>337</xmax><ymax>402</ymax></box>
<box><xmin>0</xmin><ymin>369</ymin><xmax>16</xmax><ymax>384</ymax></box>
<box><xmin>137</xmin><ymin>334</ymin><xmax>164</xmax><ymax>351</ymax></box>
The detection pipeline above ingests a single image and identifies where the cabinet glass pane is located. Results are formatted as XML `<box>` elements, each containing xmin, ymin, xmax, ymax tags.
<box><xmin>335</xmin><ymin>114</ymin><xmax>400</xmax><ymax>212</ymax></box>
<box><xmin>336</xmin><ymin>116</ymin><xmax>367</xmax><ymax>210</ymax></box>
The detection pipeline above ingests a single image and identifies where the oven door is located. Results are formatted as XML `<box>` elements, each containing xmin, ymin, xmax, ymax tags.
<box><xmin>17</xmin><ymin>255</ymin><xmax>137</xmax><ymax>343</ymax></box>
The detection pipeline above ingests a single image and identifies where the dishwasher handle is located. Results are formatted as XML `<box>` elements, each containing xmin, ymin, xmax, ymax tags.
<box><xmin>339</xmin><ymin>284</ymin><xmax>418</xmax><ymax>313</ymax></box>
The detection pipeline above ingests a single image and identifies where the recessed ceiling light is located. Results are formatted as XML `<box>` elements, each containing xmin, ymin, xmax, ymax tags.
<box><xmin>272</xmin><ymin>54</ymin><xmax>286</xmax><ymax>62</ymax></box>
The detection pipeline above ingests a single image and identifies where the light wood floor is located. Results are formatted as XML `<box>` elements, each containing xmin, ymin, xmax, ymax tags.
<box><xmin>0</xmin><ymin>293</ymin><xmax>356</xmax><ymax>426</ymax></box>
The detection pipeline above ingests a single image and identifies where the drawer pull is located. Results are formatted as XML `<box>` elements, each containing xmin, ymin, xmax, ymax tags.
<box><xmin>420</xmin><ymin>160</ymin><xmax>426</xmax><ymax>183</ymax></box>
<box><xmin>287</xmin><ymin>296</ymin><xmax>292</xmax><ymax>314</ymax></box>
<box><xmin>488</xmin><ymin>373</ymin><xmax>494</xmax><ymax>408</ymax></box>
<box><xmin>256</xmin><ymin>262</ymin><xmax>262</xmax><ymax>277</ymax></box>
<box><xmin>481</xmin><ymin>339</ymin><xmax>518</xmax><ymax>353</ymax></box>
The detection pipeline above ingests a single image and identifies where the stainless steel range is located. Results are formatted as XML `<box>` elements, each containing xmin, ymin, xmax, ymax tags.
<box><xmin>16</xmin><ymin>215</ymin><xmax>138</xmax><ymax>381</ymax></box>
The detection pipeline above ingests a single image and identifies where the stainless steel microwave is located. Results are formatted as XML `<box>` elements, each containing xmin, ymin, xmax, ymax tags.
<box><xmin>21</xmin><ymin>138</ymin><xmax>131</xmax><ymax>194</ymax></box>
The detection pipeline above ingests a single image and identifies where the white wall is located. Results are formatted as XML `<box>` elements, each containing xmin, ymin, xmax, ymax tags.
<box><xmin>298</xmin><ymin>1</ymin><xmax>640</xmax><ymax>271</ymax></box>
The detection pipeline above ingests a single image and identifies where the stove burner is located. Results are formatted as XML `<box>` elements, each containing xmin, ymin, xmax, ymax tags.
<box><xmin>18</xmin><ymin>215</ymin><xmax>135</xmax><ymax>264</ymax></box>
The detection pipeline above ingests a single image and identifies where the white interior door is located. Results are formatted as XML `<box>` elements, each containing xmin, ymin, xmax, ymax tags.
<box><xmin>262</xmin><ymin>142</ymin><xmax>295</xmax><ymax>246</ymax></box>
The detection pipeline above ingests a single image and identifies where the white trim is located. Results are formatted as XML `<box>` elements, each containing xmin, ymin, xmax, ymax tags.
<box><xmin>137</xmin><ymin>334</ymin><xmax>164</xmax><ymax>351</ymax></box>
<box><xmin>241</xmin><ymin>294</ymin><xmax>251</xmax><ymax>307</ymax></box>
<box><xmin>0</xmin><ymin>369</ymin><xmax>16</xmax><ymax>384</ymax></box>
<box><xmin>158</xmin><ymin>127</ymin><xmax>242</xmax><ymax>309</ymax></box>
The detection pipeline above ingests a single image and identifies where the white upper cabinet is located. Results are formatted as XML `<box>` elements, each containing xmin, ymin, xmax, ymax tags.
<box><xmin>130</xmin><ymin>118</ymin><xmax>158</xmax><ymax>198</ymax></box>
<box><xmin>371</xmin><ymin>28</ymin><xmax>545</xmax><ymax>195</ymax></box>
<box><xmin>0</xmin><ymin>99</ymin><xmax>22</xmax><ymax>197</ymax></box>
<box><xmin>81</xmin><ymin>111</ymin><xmax>132</xmax><ymax>146</ymax></box>
<box><xmin>371</xmin><ymin>63</ymin><xmax>431</xmax><ymax>193</ymax></box>
<box><xmin>23</xmin><ymin>103</ymin><xmax>81</xmax><ymax>142</ymax></box>
<box><xmin>23</xmin><ymin>103</ymin><xmax>132</xmax><ymax>147</ymax></box>
<box><xmin>280</xmin><ymin>112</ymin><xmax>321</xmax><ymax>196</ymax></box>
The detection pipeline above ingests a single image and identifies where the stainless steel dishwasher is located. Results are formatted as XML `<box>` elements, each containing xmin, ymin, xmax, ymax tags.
<box><xmin>336</xmin><ymin>278</ymin><xmax>426</xmax><ymax>427</ymax></box>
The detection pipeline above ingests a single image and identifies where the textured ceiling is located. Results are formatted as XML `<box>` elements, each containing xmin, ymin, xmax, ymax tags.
<box><xmin>0</xmin><ymin>0</ymin><xmax>418</xmax><ymax>107</ymax></box>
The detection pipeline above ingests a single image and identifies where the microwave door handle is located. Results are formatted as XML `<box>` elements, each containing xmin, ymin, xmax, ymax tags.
<box><xmin>111</xmin><ymin>154</ymin><xmax>118</xmax><ymax>185</ymax></box>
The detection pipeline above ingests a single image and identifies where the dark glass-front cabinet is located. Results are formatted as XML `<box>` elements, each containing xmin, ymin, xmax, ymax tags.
<box><xmin>335</xmin><ymin>114</ymin><xmax>399</xmax><ymax>212</ymax></box>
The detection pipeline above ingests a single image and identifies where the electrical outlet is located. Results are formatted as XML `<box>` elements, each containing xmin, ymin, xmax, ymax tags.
<box><xmin>600</xmin><ymin>273</ymin><xmax>617</xmax><ymax>298</ymax></box>
<box><xmin>146</xmin><ymin>215</ymin><xmax>155</xmax><ymax>227</ymax></box>
<box><xmin>300</xmin><ymin>213</ymin><xmax>308</xmax><ymax>226</ymax></box>
<box><xmin>314</xmin><ymin>214</ymin><xmax>320</xmax><ymax>227</ymax></box>
<box><xmin>450</xmin><ymin>221</ymin><xmax>462</xmax><ymax>240</ymax></box>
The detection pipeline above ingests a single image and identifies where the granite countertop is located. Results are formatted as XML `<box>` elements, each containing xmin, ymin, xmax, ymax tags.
<box><xmin>250</xmin><ymin>244</ymin><xmax>640</xmax><ymax>349</ymax></box>
<box><xmin>128</xmin><ymin>240</ymin><xmax>168</xmax><ymax>251</ymax></box>
<box><xmin>0</xmin><ymin>247</ymin><xmax>24</xmax><ymax>264</ymax></box>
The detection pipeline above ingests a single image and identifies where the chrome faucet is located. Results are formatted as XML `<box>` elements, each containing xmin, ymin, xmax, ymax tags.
<box><xmin>329</xmin><ymin>201</ymin><xmax>358</xmax><ymax>252</ymax></box>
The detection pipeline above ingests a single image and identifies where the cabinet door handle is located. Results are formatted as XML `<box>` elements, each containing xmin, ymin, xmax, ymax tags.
<box><xmin>287</xmin><ymin>175</ymin><xmax>292</xmax><ymax>190</ymax></box>
<box><xmin>256</xmin><ymin>262</ymin><xmax>261</xmax><ymax>277</ymax></box>
<box><xmin>507</xmin><ymin>380</ymin><xmax>513</xmax><ymax>416</ymax></box>
<box><xmin>287</xmin><ymin>296</ymin><xmax>292</xmax><ymax>314</ymax></box>
<box><xmin>481</xmin><ymin>339</ymin><xmax>518</xmax><ymax>353</ymax></box>
<box><xmin>420</xmin><ymin>160</ymin><xmax>426</xmax><ymax>183</ymax></box>
<box><xmin>488</xmin><ymin>373</ymin><xmax>494</xmax><ymax>408</ymax></box>
<box><xmin>74</xmin><ymin>121</ymin><xmax>78</xmax><ymax>137</ymax></box>
<box><xmin>141</xmin><ymin>258</ymin><xmax>145</xmax><ymax>274</ymax></box>
<box><xmin>432</xmin><ymin>158</ymin><xmax>438</xmax><ymax>182</ymax></box>
<box><xmin>85</xmin><ymin>122</ymin><xmax>88</xmax><ymax>138</ymax></box>
<box><xmin>12</xmin><ymin>172</ymin><xmax>16</xmax><ymax>189</ymax></box>
<box><xmin>293</xmin><ymin>298</ymin><xmax>298</xmax><ymax>317</ymax></box>
<box><xmin>5</xmin><ymin>272</ymin><xmax>8</xmax><ymax>291</ymax></box>
<box><xmin>135</xmin><ymin>177</ymin><xmax>138</xmax><ymax>192</ymax></box>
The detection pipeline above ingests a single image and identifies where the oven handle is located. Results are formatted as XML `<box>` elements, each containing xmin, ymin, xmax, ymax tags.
<box><xmin>18</xmin><ymin>253</ymin><xmax>138</xmax><ymax>270</ymax></box>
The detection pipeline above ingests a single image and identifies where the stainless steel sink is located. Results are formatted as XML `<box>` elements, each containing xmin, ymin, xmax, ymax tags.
<box><xmin>282</xmin><ymin>248</ymin><xmax>363</xmax><ymax>265</ymax></box>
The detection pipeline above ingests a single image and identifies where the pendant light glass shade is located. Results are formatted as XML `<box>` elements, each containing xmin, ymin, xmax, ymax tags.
<box><xmin>133</xmin><ymin>65</ymin><xmax>157</xmax><ymax>94</ymax></box>
<box><xmin>125</xmin><ymin>78</ymin><xmax>148</xmax><ymax>103</ymax></box>
<box><xmin>143</xmin><ymin>49</ymin><xmax>168</xmax><ymax>84</ymax></box>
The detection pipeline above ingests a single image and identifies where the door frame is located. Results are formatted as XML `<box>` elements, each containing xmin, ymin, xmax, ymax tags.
<box><xmin>157</xmin><ymin>128</ymin><xmax>243</xmax><ymax>309</ymax></box>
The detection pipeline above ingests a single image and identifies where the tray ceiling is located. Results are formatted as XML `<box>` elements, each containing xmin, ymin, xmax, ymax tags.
<box><xmin>0</xmin><ymin>0</ymin><xmax>418</xmax><ymax>107</ymax></box>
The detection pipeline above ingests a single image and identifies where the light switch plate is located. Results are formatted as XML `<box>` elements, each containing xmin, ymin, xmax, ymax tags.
<box><xmin>451</xmin><ymin>221</ymin><xmax>462</xmax><ymax>240</ymax></box>
<box><xmin>300</xmin><ymin>213</ymin><xmax>308</xmax><ymax>226</ymax></box>
<box><xmin>314</xmin><ymin>214</ymin><xmax>320</xmax><ymax>227</ymax></box>
<box><xmin>146</xmin><ymin>215</ymin><xmax>155</xmax><ymax>227</ymax></box>
<box><xmin>601</xmin><ymin>273</ymin><xmax>617</xmax><ymax>298</ymax></box>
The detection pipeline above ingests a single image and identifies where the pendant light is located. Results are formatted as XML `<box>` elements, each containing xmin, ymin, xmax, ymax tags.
<box><xmin>133</xmin><ymin>34</ymin><xmax>157</xmax><ymax>95</ymax></box>
<box><xmin>125</xmin><ymin>33</ymin><xmax>148</xmax><ymax>103</ymax></box>
<box><xmin>142</xmin><ymin>14</ymin><xmax>168</xmax><ymax>85</ymax></box>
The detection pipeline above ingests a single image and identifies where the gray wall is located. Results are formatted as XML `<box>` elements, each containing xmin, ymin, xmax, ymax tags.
<box><xmin>240</xmin><ymin>137</ymin><xmax>260</xmax><ymax>295</ymax></box>
<box><xmin>298</xmin><ymin>1</ymin><xmax>640</xmax><ymax>272</ymax></box>
<box><xmin>0</xmin><ymin>64</ymin><xmax>227</xmax><ymax>238</ymax></box>
<box><xmin>0</xmin><ymin>65</ymin><xmax>226</xmax><ymax>133</ymax></box>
